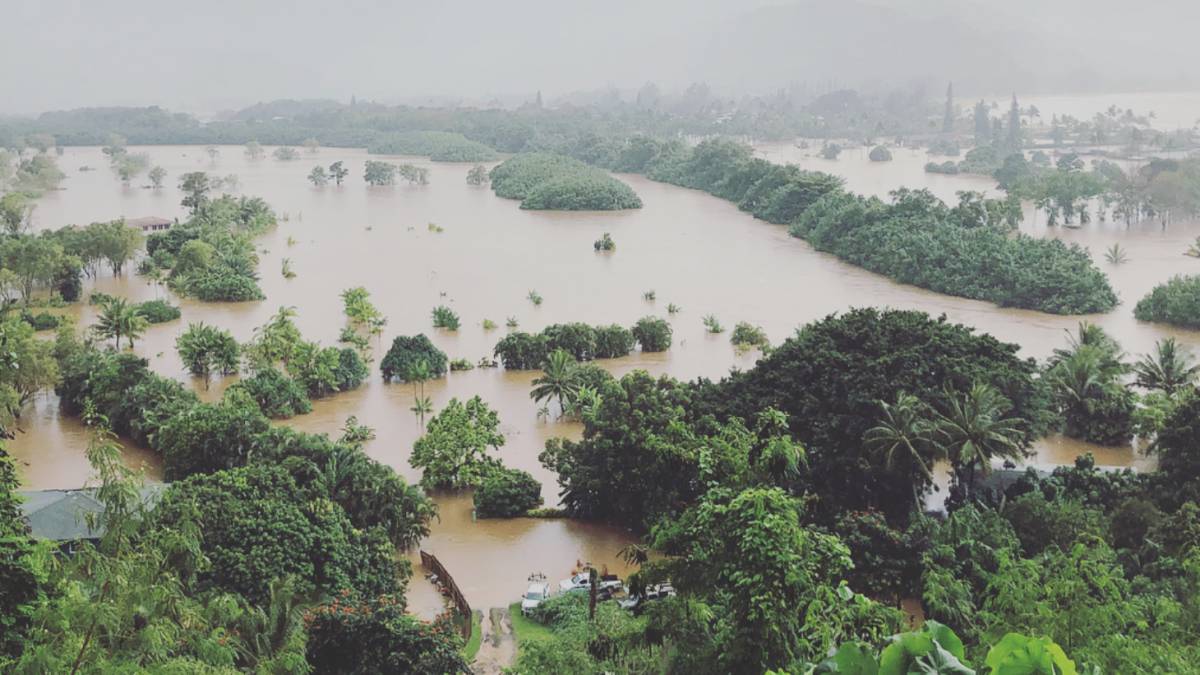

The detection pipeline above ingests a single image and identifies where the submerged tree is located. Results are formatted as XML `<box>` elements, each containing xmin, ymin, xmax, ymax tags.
<box><xmin>530</xmin><ymin>348</ymin><xmax>581</xmax><ymax>417</ymax></box>
<box><xmin>410</xmin><ymin>396</ymin><xmax>505</xmax><ymax>488</ymax></box>
<box><xmin>175</xmin><ymin>321</ymin><xmax>240</xmax><ymax>389</ymax></box>
<box><xmin>93</xmin><ymin>297</ymin><xmax>149</xmax><ymax>350</ymax></box>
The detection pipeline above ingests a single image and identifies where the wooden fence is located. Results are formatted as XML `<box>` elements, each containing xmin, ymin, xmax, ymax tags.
<box><xmin>420</xmin><ymin>550</ymin><xmax>472</xmax><ymax>640</ymax></box>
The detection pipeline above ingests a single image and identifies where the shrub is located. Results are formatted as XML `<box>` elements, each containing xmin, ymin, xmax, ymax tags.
<box><xmin>182</xmin><ymin>268</ymin><xmax>265</xmax><ymax>301</ymax></box>
<box><xmin>158</xmin><ymin>401</ymin><xmax>271</xmax><ymax>480</ymax></box>
<box><xmin>489</xmin><ymin>153</ymin><xmax>641</xmax><ymax>210</ymax></box>
<box><xmin>20</xmin><ymin>311</ymin><xmax>61</xmax><ymax>331</ymax></box>
<box><xmin>869</xmin><ymin>145</ymin><xmax>893</xmax><ymax>162</ymax></box>
<box><xmin>493</xmin><ymin>332</ymin><xmax>548</xmax><ymax>370</ymax></box>
<box><xmin>431</xmin><ymin>305</ymin><xmax>460</xmax><ymax>330</ymax></box>
<box><xmin>731</xmin><ymin>322</ymin><xmax>769</xmax><ymax>349</ymax></box>
<box><xmin>380</xmin><ymin>334</ymin><xmax>448</xmax><ymax>382</ymax></box>
<box><xmin>134</xmin><ymin>299</ymin><xmax>181</xmax><ymax>323</ymax></box>
<box><xmin>632</xmin><ymin>316</ymin><xmax>672</xmax><ymax>352</ymax></box>
<box><xmin>226</xmin><ymin>367</ymin><xmax>311</xmax><ymax>419</ymax></box>
<box><xmin>541</xmin><ymin>323</ymin><xmax>598</xmax><ymax>361</ymax></box>
<box><xmin>474</xmin><ymin>467</ymin><xmax>543</xmax><ymax>518</ymax></box>
<box><xmin>925</xmin><ymin>161</ymin><xmax>960</xmax><ymax>174</ymax></box>
<box><xmin>1134</xmin><ymin>275</ymin><xmax>1200</xmax><ymax>328</ymax></box>
<box><xmin>305</xmin><ymin>596</ymin><xmax>466</xmax><ymax>674</ymax></box>
<box><xmin>154</xmin><ymin>465</ymin><xmax>400</xmax><ymax>604</ymax></box>
<box><xmin>594</xmin><ymin>324</ymin><xmax>635</xmax><ymax>359</ymax></box>
<box><xmin>593</xmin><ymin>232</ymin><xmax>615</xmax><ymax>251</ymax></box>
<box><xmin>449</xmin><ymin>358</ymin><xmax>474</xmax><ymax>372</ymax></box>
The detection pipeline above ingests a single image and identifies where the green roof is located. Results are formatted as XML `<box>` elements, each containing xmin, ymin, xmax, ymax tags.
<box><xmin>18</xmin><ymin>486</ymin><xmax>164</xmax><ymax>542</ymax></box>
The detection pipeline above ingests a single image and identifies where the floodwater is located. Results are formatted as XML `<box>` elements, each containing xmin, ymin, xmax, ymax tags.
<box><xmin>11</xmin><ymin>142</ymin><xmax>1198</xmax><ymax>612</ymax></box>
<box><xmin>1016</xmin><ymin>92</ymin><xmax>1200</xmax><ymax>131</ymax></box>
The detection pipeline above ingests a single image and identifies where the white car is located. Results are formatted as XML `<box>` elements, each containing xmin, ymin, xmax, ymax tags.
<box><xmin>559</xmin><ymin>573</ymin><xmax>623</xmax><ymax>596</ymax></box>
<box><xmin>521</xmin><ymin>582</ymin><xmax>550</xmax><ymax>616</ymax></box>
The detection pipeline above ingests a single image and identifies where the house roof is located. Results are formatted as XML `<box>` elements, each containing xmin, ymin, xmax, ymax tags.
<box><xmin>18</xmin><ymin>486</ymin><xmax>164</xmax><ymax>541</ymax></box>
<box><xmin>126</xmin><ymin>216</ymin><xmax>172</xmax><ymax>229</ymax></box>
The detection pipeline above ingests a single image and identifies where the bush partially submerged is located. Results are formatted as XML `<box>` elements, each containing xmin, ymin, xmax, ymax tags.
<box><xmin>474</xmin><ymin>467</ymin><xmax>543</xmax><ymax>518</ymax></box>
<box><xmin>489</xmin><ymin>153</ymin><xmax>641</xmax><ymax>211</ymax></box>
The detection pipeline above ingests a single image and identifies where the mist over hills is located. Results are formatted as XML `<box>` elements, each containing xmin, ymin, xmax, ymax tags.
<box><xmin>1</xmin><ymin>0</ymin><xmax>1197</xmax><ymax>114</ymax></box>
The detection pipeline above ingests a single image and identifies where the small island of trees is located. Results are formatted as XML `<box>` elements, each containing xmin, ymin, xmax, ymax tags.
<box><xmin>488</xmin><ymin>153</ymin><xmax>642</xmax><ymax>211</ymax></box>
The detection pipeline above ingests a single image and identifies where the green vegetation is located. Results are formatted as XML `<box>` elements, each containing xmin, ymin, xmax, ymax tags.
<box><xmin>868</xmin><ymin>145</ymin><xmax>892</xmax><ymax>161</ymax></box>
<box><xmin>431</xmin><ymin>304</ymin><xmax>461</xmax><ymax>330</ymax></box>
<box><xmin>380</xmin><ymin>333</ymin><xmax>448</xmax><ymax>382</ymax></box>
<box><xmin>226</xmin><ymin>366</ymin><xmax>312</xmax><ymax>418</ymax></box>
<box><xmin>363</xmin><ymin>159</ymin><xmax>396</xmax><ymax>186</ymax></box>
<box><xmin>466</xmin><ymin>164</ymin><xmax>490</xmax><ymax>185</ymax></box>
<box><xmin>1104</xmin><ymin>242</ymin><xmax>1128</xmax><ymax>264</ymax></box>
<box><xmin>789</xmin><ymin>187</ymin><xmax>1112</xmax><ymax>313</ymax></box>
<box><xmin>493</xmin><ymin>322</ymin><xmax>636</xmax><ymax>370</ymax></box>
<box><xmin>143</xmin><ymin>191</ymin><xmax>275</xmax><ymax>302</ymax></box>
<box><xmin>593</xmin><ymin>232</ymin><xmax>615</xmax><ymax>251</ymax></box>
<box><xmin>631</xmin><ymin>316</ymin><xmax>672</xmax><ymax>352</ymax></box>
<box><xmin>175</xmin><ymin>321</ymin><xmax>240</xmax><ymax>389</ymax></box>
<box><xmin>489</xmin><ymin>153</ymin><xmax>641</xmax><ymax>210</ymax></box>
<box><xmin>1134</xmin><ymin>275</ymin><xmax>1200</xmax><ymax>328</ymax></box>
<box><xmin>93</xmin><ymin>296</ymin><xmax>149</xmax><ymax>350</ymax></box>
<box><xmin>368</xmin><ymin>130</ymin><xmax>499</xmax><ymax>162</ymax></box>
<box><xmin>580</xmin><ymin>137</ymin><xmax>1114</xmax><ymax>314</ymax></box>
<box><xmin>0</xmin><ymin>218</ymin><xmax>143</xmax><ymax>306</ymax></box>
<box><xmin>529</xmin><ymin>307</ymin><xmax>1200</xmax><ymax>671</ymax></box>
<box><xmin>410</xmin><ymin>396</ymin><xmax>504</xmax><ymax>488</ymax></box>
<box><xmin>473</xmin><ymin>466</ymin><xmax>543</xmax><ymax>518</ymax></box>
<box><xmin>9</xmin><ymin>317</ymin><xmax>451</xmax><ymax>671</ymax></box>
<box><xmin>133</xmin><ymin>298</ymin><xmax>180</xmax><ymax>323</ymax></box>
<box><xmin>730</xmin><ymin>321</ymin><xmax>769</xmax><ymax>350</ymax></box>
<box><xmin>464</xmin><ymin>610</ymin><xmax>483</xmax><ymax>662</ymax></box>
<box><xmin>1046</xmin><ymin>323</ymin><xmax>1136</xmax><ymax>446</ymax></box>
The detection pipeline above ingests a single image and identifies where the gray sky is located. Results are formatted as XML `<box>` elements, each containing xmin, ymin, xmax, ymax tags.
<box><xmin>3</xmin><ymin>0</ymin><xmax>1199</xmax><ymax>115</ymax></box>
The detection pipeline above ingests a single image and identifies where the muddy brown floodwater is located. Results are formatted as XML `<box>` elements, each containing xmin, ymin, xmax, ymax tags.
<box><xmin>10</xmin><ymin>143</ymin><xmax>1195</xmax><ymax>614</ymax></box>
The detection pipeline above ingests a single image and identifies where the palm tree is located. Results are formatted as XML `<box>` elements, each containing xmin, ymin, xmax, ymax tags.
<box><xmin>530</xmin><ymin>349</ymin><xmax>580</xmax><ymax>417</ymax></box>
<box><xmin>405</xmin><ymin>360</ymin><xmax>432</xmax><ymax>427</ymax></box>
<box><xmin>318</xmin><ymin>443</ymin><xmax>369</xmax><ymax>503</ymax></box>
<box><xmin>94</xmin><ymin>297</ymin><xmax>148</xmax><ymax>350</ymax></box>
<box><xmin>864</xmin><ymin>393</ymin><xmax>939</xmax><ymax>480</ymax></box>
<box><xmin>932</xmin><ymin>383</ymin><xmax>1025</xmax><ymax>501</ymax></box>
<box><xmin>236</xmin><ymin>576</ymin><xmax>305</xmax><ymax>669</ymax></box>
<box><xmin>1134</xmin><ymin>337</ymin><xmax>1200</xmax><ymax>394</ymax></box>
<box><xmin>863</xmin><ymin>393</ymin><xmax>940</xmax><ymax>509</ymax></box>
<box><xmin>410</xmin><ymin>396</ymin><xmax>433</xmax><ymax>427</ymax></box>
<box><xmin>1050</xmin><ymin>322</ymin><xmax>1126</xmax><ymax>380</ymax></box>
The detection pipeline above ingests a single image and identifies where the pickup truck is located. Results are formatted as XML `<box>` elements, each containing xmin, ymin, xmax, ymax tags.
<box><xmin>618</xmin><ymin>584</ymin><xmax>676</xmax><ymax>614</ymax></box>
<box><xmin>559</xmin><ymin>573</ymin><xmax>623</xmax><ymax>597</ymax></box>
<box><xmin>521</xmin><ymin>581</ymin><xmax>551</xmax><ymax>616</ymax></box>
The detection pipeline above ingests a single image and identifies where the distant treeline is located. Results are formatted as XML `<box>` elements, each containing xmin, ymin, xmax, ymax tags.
<box><xmin>0</xmin><ymin>86</ymin><xmax>939</xmax><ymax>150</ymax></box>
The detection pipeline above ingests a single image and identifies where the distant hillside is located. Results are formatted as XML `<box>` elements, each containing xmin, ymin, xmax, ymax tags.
<box><xmin>689</xmin><ymin>0</ymin><xmax>1185</xmax><ymax>95</ymax></box>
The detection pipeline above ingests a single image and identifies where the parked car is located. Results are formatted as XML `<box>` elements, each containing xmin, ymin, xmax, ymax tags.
<box><xmin>559</xmin><ymin>572</ymin><xmax>622</xmax><ymax>597</ymax></box>
<box><xmin>521</xmin><ymin>581</ymin><xmax>551</xmax><ymax>616</ymax></box>
<box><xmin>618</xmin><ymin>583</ymin><xmax>675</xmax><ymax>614</ymax></box>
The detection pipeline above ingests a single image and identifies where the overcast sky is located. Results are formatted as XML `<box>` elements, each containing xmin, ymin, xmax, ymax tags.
<box><xmin>3</xmin><ymin>0</ymin><xmax>1198</xmax><ymax>115</ymax></box>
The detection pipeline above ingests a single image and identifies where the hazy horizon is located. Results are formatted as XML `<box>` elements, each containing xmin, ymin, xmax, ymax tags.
<box><xmin>4</xmin><ymin>0</ymin><xmax>1200</xmax><ymax>116</ymax></box>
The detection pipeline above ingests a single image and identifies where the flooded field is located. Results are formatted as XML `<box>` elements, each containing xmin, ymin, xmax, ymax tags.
<box><xmin>12</xmin><ymin>142</ymin><xmax>1197</xmax><ymax>611</ymax></box>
